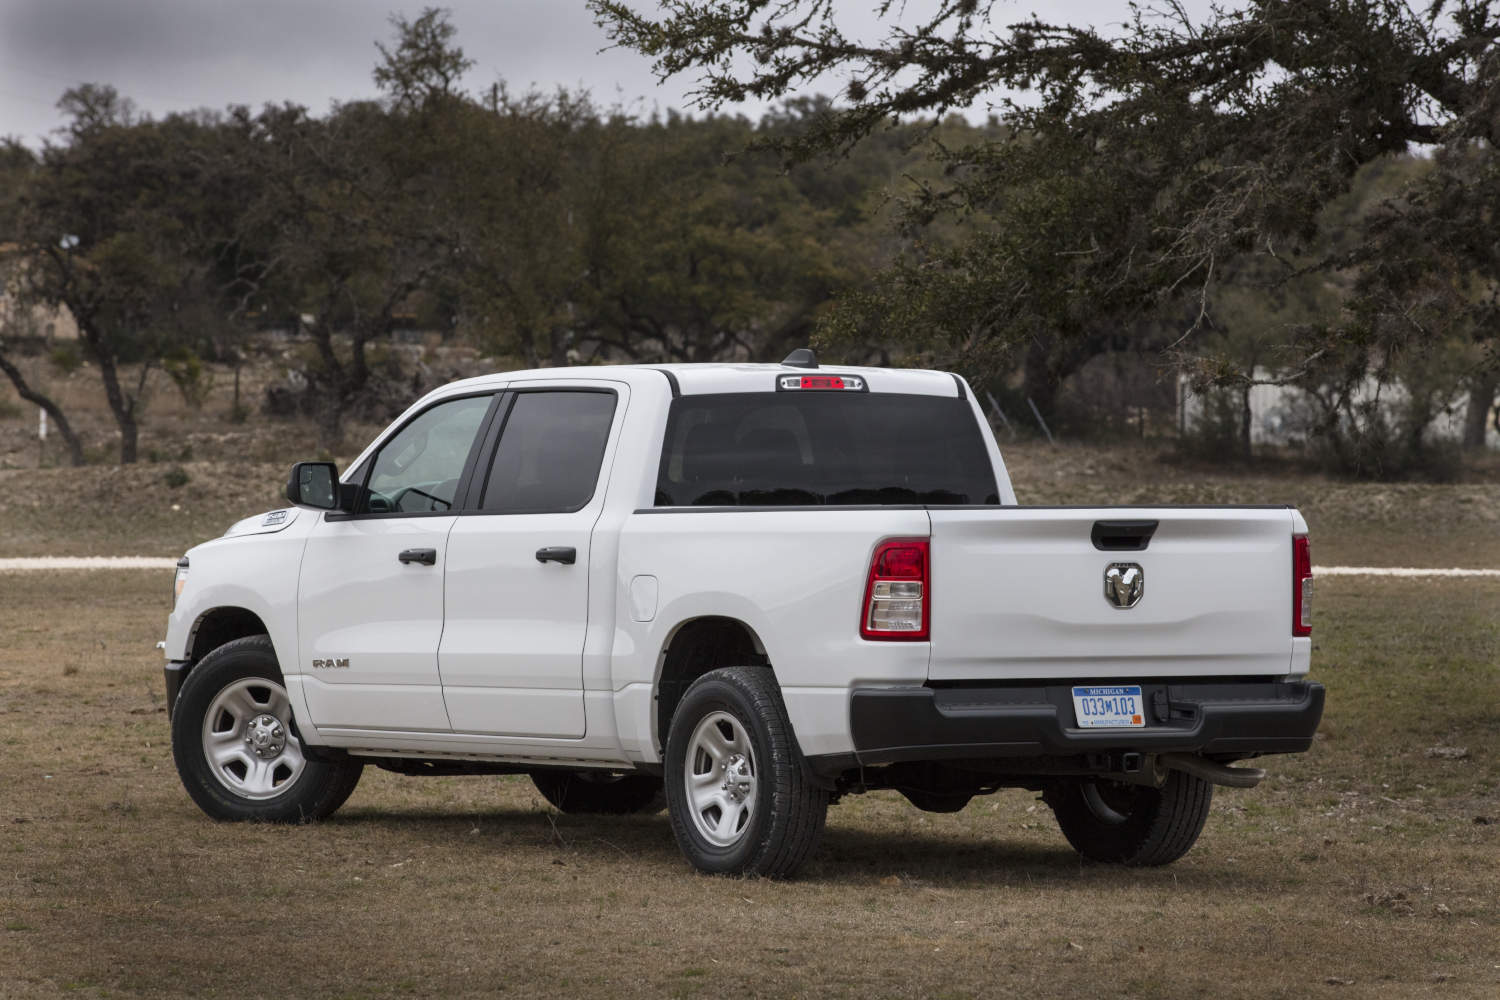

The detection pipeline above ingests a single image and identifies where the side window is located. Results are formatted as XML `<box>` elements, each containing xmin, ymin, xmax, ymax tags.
<box><xmin>481</xmin><ymin>391</ymin><xmax>617</xmax><ymax>514</ymax></box>
<box><xmin>361</xmin><ymin>395</ymin><xmax>493</xmax><ymax>514</ymax></box>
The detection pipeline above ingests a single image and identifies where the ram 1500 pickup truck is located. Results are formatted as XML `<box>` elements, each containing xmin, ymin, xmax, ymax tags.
<box><xmin>163</xmin><ymin>354</ymin><xmax>1323</xmax><ymax>876</ymax></box>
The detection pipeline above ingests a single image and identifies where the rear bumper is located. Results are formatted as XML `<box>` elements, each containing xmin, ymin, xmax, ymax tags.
<box><xmin>844</xmin><ymin>679</ymin><xmax>1324</xmax><ymax>767</ymax></box>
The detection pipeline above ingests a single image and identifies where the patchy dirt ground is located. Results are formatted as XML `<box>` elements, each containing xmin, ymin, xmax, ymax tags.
<box><xmin>0</xmin><ymin>343</ymin><xmax>492</xmax><ymax>473</ymax></box>
<box><xmin>0</xmin><ymin>572</ymin><xmax>1496</xmax><ymax>998</ymax></box>
<box><xmin>3</xmin><ymin>438</ymin><xmax>1495</xmax><ymax>568</ymax></box>
<box><xmin>1003</xmin><ymin>441</ymin><xmax>1500</xmax><ymax>568</ymax></box>
<box><xmin>3</xmin><ymin>352</ymin><xmax>1498</xmax><ymax>563</ymax></box>
<box><xmin>3</xmin><ymin>355</ymin><xmax>1498</xmax><ymax>997</ymax></box>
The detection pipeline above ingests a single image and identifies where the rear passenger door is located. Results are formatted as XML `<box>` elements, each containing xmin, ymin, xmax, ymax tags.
<box><xmin>439</xmin><ymin>384</ymin><xmax>624</xmax><ymax>738</ymax></box>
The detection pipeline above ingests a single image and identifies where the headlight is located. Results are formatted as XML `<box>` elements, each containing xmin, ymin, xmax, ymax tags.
<box><xmin>173</xmin><ymin>557</ymin><xmax>190</xmax><ymax>607</ymax></box>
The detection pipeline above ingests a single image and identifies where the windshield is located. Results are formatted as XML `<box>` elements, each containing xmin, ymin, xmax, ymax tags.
<box><xmin>655</xmin><ymin>391</ymin><xmax>1000</xmax><ymax>507</ymax></box>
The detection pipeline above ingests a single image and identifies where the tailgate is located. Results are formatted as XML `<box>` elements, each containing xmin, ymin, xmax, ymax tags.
<box><xmin>927</xmin><ymin>507</ymin><xmax>1295</xmax><ymax>681</ymax></box>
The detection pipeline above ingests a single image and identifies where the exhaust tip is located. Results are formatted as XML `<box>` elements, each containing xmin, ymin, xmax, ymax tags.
<box><xmin>1160</xmin><ymin>752</ymin><xmax>1267</xmax><ymax>788</ymax></box>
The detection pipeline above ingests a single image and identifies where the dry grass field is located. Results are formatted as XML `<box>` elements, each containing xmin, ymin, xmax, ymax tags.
<box><xmin>2</xmin><ymin>351</ymin><xmax>1499</xmax><ymax>565</ymax></box>
<box><xmin>3</xmin><ymin>439</ymin><xmax>1498</xmax><ymax>568</ymax></box>
<box><xmin>3</xmin><ymin>368</ymin><xmax>1499</xmax><ymax>997</ymax></box>
<box><xmin>1</xmin><ymin>561</ymin><xmax>1497</xmax><ymax>997</ymax></box>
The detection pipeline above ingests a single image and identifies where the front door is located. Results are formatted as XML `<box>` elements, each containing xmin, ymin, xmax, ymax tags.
<box><xmin>297</xmin><ymin>393</ymin><xmax>495</xmax><ymax>733</ymax></box>
<box><xmin>440</xmin><ymin>386</ymin><xmax>623</xmax><ymax>738</ymax></box>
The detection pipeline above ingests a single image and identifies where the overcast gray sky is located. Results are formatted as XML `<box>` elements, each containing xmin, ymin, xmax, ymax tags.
<box><xmin>0</xmin><ymin>1</ymin><xmax>1206</xmax><ymax>146</ymax></box>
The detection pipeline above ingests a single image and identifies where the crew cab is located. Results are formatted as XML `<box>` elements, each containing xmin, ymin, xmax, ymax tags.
<box><xmin>163</xmin><ymin>353</ymin><xmax>1323</xmax><ymax>876</ymax></box>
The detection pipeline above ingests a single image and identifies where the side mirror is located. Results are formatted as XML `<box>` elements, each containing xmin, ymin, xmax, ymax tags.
<box><xmin>285</xmin><ymin>461</ymin><xmax>340</xmax><ymax>510</ymax></box>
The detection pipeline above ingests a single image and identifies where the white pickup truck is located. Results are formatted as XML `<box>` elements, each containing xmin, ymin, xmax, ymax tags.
<box><xmin>163</xmin><ymin>353</ymin><xmax>1323</xmax><ymax>877</ymax></box>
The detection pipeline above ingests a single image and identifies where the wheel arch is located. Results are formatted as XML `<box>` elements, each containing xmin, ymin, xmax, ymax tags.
<box><xmin>187</xmin><ymin>606</ymin><xmax>272</xmax><ymax>669</ymax></box>
<box><xmin>653</xmin><ymin>615</ymin><xmax>771</xmax><ymax>753</ymax></box>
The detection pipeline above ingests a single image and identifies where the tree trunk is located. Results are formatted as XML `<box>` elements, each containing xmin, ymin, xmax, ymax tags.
<box><xmin>91</xmin><ymin>350</ymin><xmax>139</xmax><ymax>464</ymax></box>
<box><xmin>1463</xmin><ymin>373</ymin><xmax>1496</xmax><ymax>450</ymax></box>
<box><xmin>307</xmin><ymin>320</ymin><xmax>362</xmax><ymax>455</ymax></box>
<box><xmin>0</xmin><ymin>350</ymin><xmax>86</xmax><ymax>466</ymax></box>
<box><xmin>76</xmin><ymin>317</ymin><xmax>142</xmax><ymax>464</ymax></box>
<box><xmin>1239</xmin><ymin>382</ymin><xmax>1253</xmax><ymax>460</ymax></box>
<box><xmin>1022</xmin><ymin>340</ymin><xmax>1064</xmax><ymax>428</ymax></box>
<box><xmin>314</xmin><ymin>391</ymin><xmax>344</xmax><ymax>454</ymax></box>
<box><xmin>517</xmin><ymin>326</ymin><xmax>542</xmax><ymax>369</ymax></box>
<box><xmin>118</xmin><ymin>410</ymin><xmax>139</xmax><ymax>464</ymax></box>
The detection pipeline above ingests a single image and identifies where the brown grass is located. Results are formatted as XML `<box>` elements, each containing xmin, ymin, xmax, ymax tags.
<box><xmin>1001</xmin><ymin>440</ymin><xmax>1500</xmax><ymax>569</ymax></box>
<box><xmin>3</xmin><ymin>438</ymin><xmax>1497</xmax><ymax>569</ymax></box>
<box><xmin>3</xmin><ymin>351</ymin><xmax>1499</xmax><ymax>566</ymax></box>
<box><xmin>1</xmin><ymin>570</ymin><xmax>1497</xmax><ymax>999</ymax></box>
<box><xmin>3</xmin><ymin>372</ymin><xmax>1498</xmax><ymax>996</ymax></box>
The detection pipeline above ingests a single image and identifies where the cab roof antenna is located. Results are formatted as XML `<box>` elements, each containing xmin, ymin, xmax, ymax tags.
<box><xmin>781</xmin><ymin>348</ymin><xmax>818</xmax><ymax>369</ymax></box>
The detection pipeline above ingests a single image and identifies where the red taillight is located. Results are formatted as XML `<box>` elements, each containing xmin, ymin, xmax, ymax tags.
<box><xmin>861</xmin><ymin>538</ymin><xmax>929</xmax><ymax>641</ymax></box>
<box><xmin>1293</xmin><ymin>535</ymin><xmax>1312</xmax><ymax>637</ymax></box>
<box><xmin>775</xmin><ymin>373</ymin><xmax>867</xmax><ymax>391</ymax></box>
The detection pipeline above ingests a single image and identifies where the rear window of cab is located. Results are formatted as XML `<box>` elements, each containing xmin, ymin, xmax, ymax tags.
<box><xmin>655</xmin><ymin>391</ymin><xmax>1000</xmax><ymax>507</ymax></box>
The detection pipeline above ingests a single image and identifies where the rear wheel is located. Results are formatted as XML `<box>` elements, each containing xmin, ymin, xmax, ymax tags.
<box><xmin>664</xmin><ymin>667</ymin><xmax>827</xmax><ymax>877</ymax></box>
<box><xmin>1045</xmin><ymin>770</ymin><xmax>1213</xmax><ymax>866</ymax></box>
<box><xmin>530</xmin><ymin>770</ymin><xmax>663</xmax><ymax>815</ymax></box>
<box><xmin>171</xmin><ymin>635</ymin><xmax>363</xmax><ymax>823</ymax></box>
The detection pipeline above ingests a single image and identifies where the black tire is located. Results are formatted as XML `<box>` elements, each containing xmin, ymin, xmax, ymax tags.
<box><xmin>530</xmin><ymin>770</ymin><xmax>663</xmax><ymax>815</ymax></box>
<box><xmin>171</xmin><ymin>635</ymin><xmax>363</xmax><ymax>823</ymax></box>
<box><xmin>1045</xmin><ymin>770</ymin><xmax>1213</xmax><ymax>866</ymax></box>
<box><xmin>664</xmin><ymin>667</ymin><xmax>828</xmax><ymax>878</ymax></box>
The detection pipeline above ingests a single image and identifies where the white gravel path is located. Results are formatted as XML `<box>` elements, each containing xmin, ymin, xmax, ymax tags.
<box><xmin>0</xmin><ymin>556</ymin><xmax>180</xmax><ymax>571</ymax></box>
<box><xmin>1311</xmin><ymin>566</ymin><xmax>1500</xmax><ymax>578</ymax></box>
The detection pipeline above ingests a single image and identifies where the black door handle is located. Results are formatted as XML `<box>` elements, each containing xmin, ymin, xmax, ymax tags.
<box><xmin>398</xmin><ymin>548</ymin><xmax>437</xmax><ymax>566</ymax></box>
<box><xmin>535</xmin><ymin>546</ymin><xmax>576</xmax><ymax>565</ymax></box>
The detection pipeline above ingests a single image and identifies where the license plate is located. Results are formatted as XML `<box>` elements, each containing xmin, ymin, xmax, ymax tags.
<box><xmin>1071</xmin><ymin>685</ymin><xmax>1145</xmax><ymax>729</ymax></box>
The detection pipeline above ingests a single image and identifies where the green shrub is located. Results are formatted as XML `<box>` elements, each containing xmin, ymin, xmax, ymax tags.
<box><xmin>48</xmin><ymin>344</ymin><xmax>84</xmax><ymax>374</ymax></box>
<box><xmin>163</xmin><ymin>351</ymin><xmax>215</xmax><ymax>410</ymax></box>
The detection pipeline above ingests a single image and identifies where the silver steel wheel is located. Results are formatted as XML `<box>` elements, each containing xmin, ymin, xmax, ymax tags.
<box><xmin>684</xmin><ymin>710</ymin><xmax>757</xmax><ymax>848</ymax></box>
<box><xmin>201</xmin><ymin>677</ymin><xmax>306</xmax><ymax>801</ymax></box>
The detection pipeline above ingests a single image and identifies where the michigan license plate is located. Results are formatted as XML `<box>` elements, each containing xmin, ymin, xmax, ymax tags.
<box><xmin>1071</xmin><ymin>685</ymin><xmax>1145</xmax><ymax>729</ymax></box>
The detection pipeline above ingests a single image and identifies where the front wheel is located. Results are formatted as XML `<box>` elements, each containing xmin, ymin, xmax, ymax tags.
<box><xmin>1045</xmin><ymin>770</ymin><xmax>1213</xmax><ymax>866</ymax></box>
<box><xmin>664</xmin><ymin>667</ymin><xmax>827</xmax><ymax>877</ymax></box>
<box><xmin>171</xmin><ymin>635</ymin><xmax>363</xmax><ymax>823</ymax></box>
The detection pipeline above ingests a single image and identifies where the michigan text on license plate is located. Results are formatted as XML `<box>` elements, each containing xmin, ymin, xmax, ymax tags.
<box><xmin>1071</xmin><ymin>685</ymin><xmax>1145</xmax><ymax>729</ymax></box>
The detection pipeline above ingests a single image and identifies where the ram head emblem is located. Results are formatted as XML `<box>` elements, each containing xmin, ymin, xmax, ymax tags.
<box><xmin>1104</xmin><ymin>563</ymin><xmax>1144</xmax><ymax>609</ymax></box>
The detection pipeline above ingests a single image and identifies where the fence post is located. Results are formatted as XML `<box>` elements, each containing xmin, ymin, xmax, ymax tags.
<box><xmin>1026</xmin><ymin>396</ymin><xmax>1056</xmax><ymax>445</ymax></box>
<box><xmin>985</xmin><ymin>391</ymin><xmax>1017</xmax><ymax>440</ymax></box>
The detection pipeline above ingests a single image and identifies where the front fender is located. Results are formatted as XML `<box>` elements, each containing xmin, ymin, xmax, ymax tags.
<box><xmin>164</xmin><ymin>528</ymin><xmax>309</xmax><ymax>673</ymax></box>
